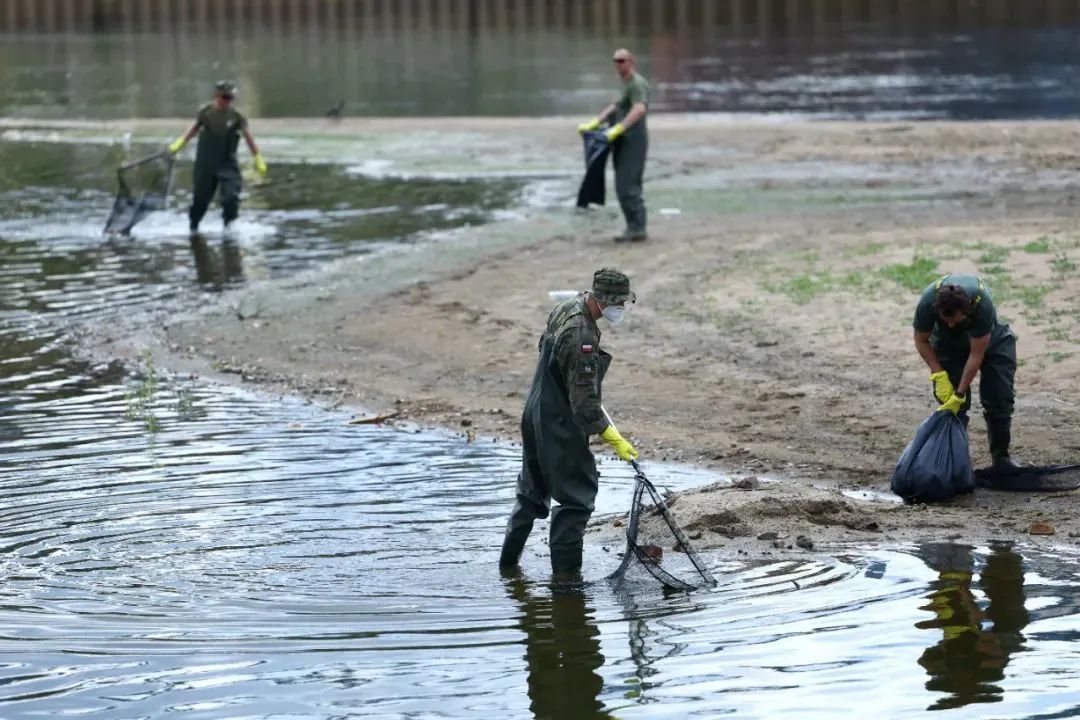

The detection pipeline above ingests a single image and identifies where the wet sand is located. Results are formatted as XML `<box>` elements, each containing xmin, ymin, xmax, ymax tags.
<box><xmin>53</xmin><ymin>115</ymin><xmax>1080</xmax><ymax>552</ymax></box>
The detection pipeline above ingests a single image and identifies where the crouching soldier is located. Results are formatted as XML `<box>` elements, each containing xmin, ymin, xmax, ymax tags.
<box><xmin>914</xmin><ymin>273</ymin><xmax>1019</xmax><ymax>470</ymax></box>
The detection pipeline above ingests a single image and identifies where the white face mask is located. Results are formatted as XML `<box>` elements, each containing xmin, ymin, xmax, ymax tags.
<box><xmin>601</xmin><ymin>305</ymin><xmax>626</xmax><ymax>326</ymax></box>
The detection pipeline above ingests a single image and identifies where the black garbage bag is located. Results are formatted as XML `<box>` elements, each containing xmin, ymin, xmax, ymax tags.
<box><xmin>974</xmin><ymin>463</ymin><xmax>1080</xmax><ymax>492</ymax></box>
<box><xmin>575</xmin><ymin>130</ymin><xmax>610</xmax><ymax>208</ymax></box>
<box><xmin>891</xmin><ymin>410</ymin><xmax>974</xmax><ymax>504</ymax></box>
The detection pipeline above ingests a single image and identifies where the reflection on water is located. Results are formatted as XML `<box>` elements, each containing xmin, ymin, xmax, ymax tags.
<box><xmin>4</xmin><ymin>0</ymin><xmax>1080</xmax><ymax>119</ymax></box>
<box><xmin>915</xmin><ymin>543</ymin><xmax>1029</xmax><ymax>711</ymax></box>
<box><xmin>2</xmin><ymin>97</ymin><xmax>1080</xmax><ymax>720</ymax></box>
<box><xmin>505</xmin><ymin>575</ymin><xmax>615</xmax><ymax>720</ymax></box>
<box><xmin>189</xmin><ymin>233</ymin><xmax>244</xmax><ymax>290</ymax></box>
<box><xmin>2</xmin><ymin>360</ymin><xmax>1080</xmax><ymax>716</ymax></box>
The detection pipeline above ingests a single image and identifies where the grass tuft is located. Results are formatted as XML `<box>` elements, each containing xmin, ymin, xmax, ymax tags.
<box><xmin>1023</xmin><ymin>237</ymin><xmax>1053</xmax><ymax>254</ymax></box>
<box><xmin>878</xmin><ymin>256</ymin><xmax>939</xmax><ymax>291</ymax></box>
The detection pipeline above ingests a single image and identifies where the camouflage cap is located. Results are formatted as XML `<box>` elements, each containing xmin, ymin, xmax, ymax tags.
<box><xmin>591</xmin><ymin>267</ymin><xmax>636</xmax><ymax>304</ymax></box>
<box><xmin>214</xmin><ymin>80</ymin><xmax>237</xmax><ymax>96</ymax></box>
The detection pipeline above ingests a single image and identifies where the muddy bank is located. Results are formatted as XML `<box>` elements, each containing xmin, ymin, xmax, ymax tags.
<box><xmin>71</xmin><ymin>116</ymin><xmax>1080</xmax><ymax>549</ymax></box>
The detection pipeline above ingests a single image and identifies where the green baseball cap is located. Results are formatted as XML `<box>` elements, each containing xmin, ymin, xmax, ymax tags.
<box><xmin>214</xmin><ymin>80</ymin><xmax>237</xmax><ymax>96</ymax></box>
<box><xmin>592</xmin><ymin>267</ymin><xmax>636</xmax><ymax>304</ymax></box>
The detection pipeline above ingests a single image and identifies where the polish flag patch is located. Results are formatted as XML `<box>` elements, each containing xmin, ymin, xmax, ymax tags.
<box><xmin>581</xmin><ymin>344</ymin><xmax>594</xmax><ymax>353</ymax></box>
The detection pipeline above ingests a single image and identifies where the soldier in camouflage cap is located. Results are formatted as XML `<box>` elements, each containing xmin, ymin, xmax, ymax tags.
<box><xmin>499</xmin><ymin>267</ymin><xmax>639</xmax><ymax>576</ymax></box>
<box><xmin>591</xmin><ymin>266</ymin><xmax>636</xmax><ymax>304</ymax></box>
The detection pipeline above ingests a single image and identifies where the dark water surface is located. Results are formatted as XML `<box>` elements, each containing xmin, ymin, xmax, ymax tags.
<box><xmin>2</xmin><ymin>64</ymin><xmax>1080</xmax><ymax>719</ymax></box>
<box><xmin>4</xmin><ymin>0</ymin><xmax>1080</xmax><ymax>119</ymax></box>
<box><xmin>1</xmin><ymin>163</ymin><xmax>1079</xmax><ymax>718</ymax></box>
<box><xmin>3</xmin><ymin>377</ymin><xmax>1080</xmax><ymax>718</ymax></box>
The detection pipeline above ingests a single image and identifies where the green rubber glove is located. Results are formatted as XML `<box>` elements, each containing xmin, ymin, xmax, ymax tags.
<box><xmin>600</xmin><ymin>425</ymin><xmax>638</xmax><ymax>461</ymax></box>
<box><xmin>253</xmin><ymin>153</ymin><xmax>268</xmax><ymax>177</ymax></box>
<box><xmin>605</xmin><ymin>123</ymin><xmax>626</xmax><ymax>142</ymax></box>
<box><xmin>938</xmin><ymin>392</ymin><xmax>966</xmax><ymax>415</ymax></box>
<box><xmin>167</xmin><ymin>136</ymin><xmax>187</xmax><ymax>154</ymax></box>
<box><xmin>929</xmin><ymin>370</ymin><xmax>954</xmax><ymax>404</ymax></box>
<box><xmin>577</xmin><ymin>118</ymin><xmax>602</xmax><ymax>135</ymax></box>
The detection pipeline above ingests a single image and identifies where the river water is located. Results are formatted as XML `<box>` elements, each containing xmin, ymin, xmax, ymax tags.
<box><xmin>2</xmin><ymin>133</ymin><xmax>1080</xmax><ymax>717</ymax></box>
<box><xmin>4</xmin><ymin>1</ymin><xmax>1080</xmax><ymax>120</ymax></box>
<box><xmin>5</xmin><ymin>4</ymin><xmax>1080</xmax><ymax>714</ymax></box>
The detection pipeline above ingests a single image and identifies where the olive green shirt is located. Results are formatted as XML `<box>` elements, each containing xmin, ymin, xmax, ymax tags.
<box><xmin>913</xmin><ymin>273</ymin><xmax>998</xmax><ymax>350</ymax></box>
<box><xmin>544</xmin><ymin>298</ymin><xmax>607</xmax><ymax>435</ymax></box>
<box><xmin>611</xmin><ymin>72</ymin><xmax>649</xmax><ymax>138</ymax></box>
<box><xmin>194</xmin><ymin>103</ymin><xmax>248</xmax><ymax>167</ymax></box>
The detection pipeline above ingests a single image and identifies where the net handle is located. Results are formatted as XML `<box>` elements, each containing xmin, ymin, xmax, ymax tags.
<box><xmin>116</xmin><ymin>150</ymin><xmax>172</xmax><ymax>172</ymax></box>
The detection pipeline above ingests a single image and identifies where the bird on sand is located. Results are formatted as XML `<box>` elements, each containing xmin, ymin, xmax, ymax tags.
<box><xmin>325</xmin><ymin>100</ymin><xmax>345</xmax><ymax>119</ymax></box>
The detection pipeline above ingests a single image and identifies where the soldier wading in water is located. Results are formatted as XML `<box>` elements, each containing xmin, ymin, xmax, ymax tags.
<box><xmin>499</xmin><ymin>268</ymin><xmax>639</xmax><ymax>577</ymax></box>
<box><xmin>167</xmin><ymin>80</ymin><xmax>267</xmax><ymax>233</ymax></box>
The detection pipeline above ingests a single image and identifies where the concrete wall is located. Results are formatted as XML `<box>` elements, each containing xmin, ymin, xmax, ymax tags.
<box><xmin>4</xmin><ymin>0</ymin><xmax>1080</xmax><ymax>36</ymax></box>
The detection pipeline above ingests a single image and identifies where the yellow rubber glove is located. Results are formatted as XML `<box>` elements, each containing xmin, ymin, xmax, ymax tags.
<box><xmin>938</xmin><ymin>392</ymin><xmax>966</xmax><ymax>415</ymax></box>
<box><xmin>929</xmin><ymin>370</ymin><xmax>954</xmax><ymax>404</ymax></box>
<box><xmin>253</xmin><ymin>153</ymin><xmax>268</xmax><ymax>177</ymax></box>
<box><xmin>577</xmin><ymin>118</ymin><xmax>602</xmax><ymax>135</ymax></box>
<box><xmin>167</xmin><ymin>136</ymin><xmax>187</xmax><ymax>154</ymax></box>
<box><xmin>605</xmin><ymin>123</ymin><xmax>626</xmax><ymax>143</ymax></box>
<box><xmin>600</xmin><ymin>425</ymin><xmax>638</xmax><ymax>461</ymax></box>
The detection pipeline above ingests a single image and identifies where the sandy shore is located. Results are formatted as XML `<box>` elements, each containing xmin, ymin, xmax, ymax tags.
<box><xmin>57</xmin><ymin>115</ymin><xmax>1080</xmax><ymax>553</ymax></box>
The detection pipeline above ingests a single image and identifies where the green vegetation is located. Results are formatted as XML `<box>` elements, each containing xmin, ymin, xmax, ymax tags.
<box><xmin>124</xmin><ymin>350</ymin><xmax>160</xmax><ymax>434</ymax></box>
<box><xmin>1045</xmin><ymin>326</ymin><xmax>1071</xmax><ymax>342</ymax></box>
<box><xmin>1011</xmin><ymin>283</ymin><xmax>1055</xmax><ymax>308</ymax></box>
<box><xmin>878</xmin><ymin>256</ymin><xmax>939</xmax><ymax>291</ymax></box>
<box><xmin>765</xmin><ymin>254</ymin><xmax>944</xmax><ymax>304</ymax></box>
<box><xmin>842</xmin><ymin>269</ymin><xmax>869</xmax><ymax>286</ymax></box>
<box><xmin>843</xmin><ymin>241</ymin><xmax>887</xmax><ymax>258</ymax></box>
<box><xmin>1050</xmin><ymin>253</ymin><xmax>1077</xmax><ymax>275</ymax></box>
<box><xmin>977</xmin><ymin>245</ymin><xmax>1010</xmax><ymax>265</ymax></box>
<box><xmin>1023</xmin><ymin>237</ymin><xmax>1053</xmax><ymax>254</ymax></box>
<box><xmin>176</xmin><ymin>388</ymin><xmax>197</xmax><ymax>420</ymax></box>
<box><xmin>766</xmin><ymin>273</ymin><xmax>834</xmax><ymax>304</ymax></box>
<box><xmin>124</xmin><ymin>350</ymin><xmax>201</xmax><ymax>432</ymax></box>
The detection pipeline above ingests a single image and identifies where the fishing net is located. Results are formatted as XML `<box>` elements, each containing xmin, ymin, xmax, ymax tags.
<box><xmin>607</xmin><ymin>462</ymin><xmax>716</xmax><ymax>592</ymax></box>
<box><xmin>103</xmin><ymin>152</ymin><xmax>175</xmax><ymax>235</ymax></box>
<box><xmin>974</xmin><ymin>464</ymin><xmax>1080</xmax><ymax>492</ymax></box>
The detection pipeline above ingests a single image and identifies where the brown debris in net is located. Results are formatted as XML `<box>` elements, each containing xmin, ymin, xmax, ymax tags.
<box><xmin>638</xmin><ymin>544</ymin><xmax>664</xmax><ymax>562</ymax></box>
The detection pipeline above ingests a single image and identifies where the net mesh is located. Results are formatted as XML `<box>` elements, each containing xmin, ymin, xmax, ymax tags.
<box><xmin>974</xmin><ymin>464</ymin><xmax>1080</xmax><ymax>492</ymax></box>
<box><xmin>607</xmin><ymin>463</ymin><xmax>716</xmax><ymax>592</ymax></box>
<box><xmin>104</xmin><ymin>152</ymin><xmax>175</xmax><ymax>235</ymax></box>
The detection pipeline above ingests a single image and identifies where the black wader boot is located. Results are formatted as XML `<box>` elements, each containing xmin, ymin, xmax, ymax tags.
<box><xmin>499</xmin><ymin>447</ymin><xmax>549</xmax><ymax>568</ymax></box>
<box><xmin>218</xmin><ymin>164</ymin><xmax>242</xmax><ymax>227</ymax></box>
<box><xmin>612</xmin><ymin>131</ymin><xmax>647</xmax><ymax>240</ymax></box>
<box><xmin>189</xmin><ymin>171</ymin><xmax>217</xmax><ymax>232</ymax></box>
<box><xmin>982</xmin><ymin>332</ymin><xmax>1017</xmax><ymax>468</ymax></box>
<box><xmin>189</xmin><ymin>163</ymin><xmax>243</xmax><ymax>231</ymax></box>
<box><xmin>499</xmin><ymin>299</ymin><xmax>608</xmax><ymax>575</ymax></box>
<box><xmin>499</xmin><ymin>397</ymin><xmax>600</xmax><ymax>575</ymax></box>
<box><xmin>937</xmin><ymin>327</ymin><xmax>1017</xmax><ymax>467</ymax></box>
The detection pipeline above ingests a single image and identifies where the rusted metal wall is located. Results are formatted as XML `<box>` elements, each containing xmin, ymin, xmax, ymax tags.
<box><xmin>3</xmin><ymin>0</ymin><xmax>1079</xmax><ymax>35</ymax></box>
